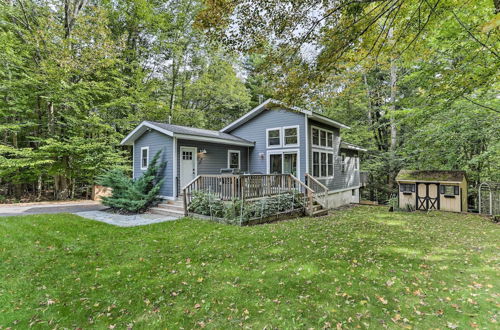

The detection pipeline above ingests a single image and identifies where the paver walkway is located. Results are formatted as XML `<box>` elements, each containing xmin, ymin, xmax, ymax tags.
<box><xmin>74</xmin><ymin>210</ymin><xmax>179</xmax><ymax>227</ymax></box>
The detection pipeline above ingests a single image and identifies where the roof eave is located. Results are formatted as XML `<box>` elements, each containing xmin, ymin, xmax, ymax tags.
<box><xmin>120</xmin><ymin>121</ymin><xmax>174</xmax><ymax>145</ymax></box>
<box><xmin>309</xmin><ymin>113</ymin><xmax>350</xmax><ymax>129</ymax></box>
<box><xmin>173</xmin><ymin>133</ymin><xmax>255</xmax><ymax>147</ymax></box>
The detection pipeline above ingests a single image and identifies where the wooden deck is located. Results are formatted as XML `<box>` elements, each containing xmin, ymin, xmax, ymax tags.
<box><xmin>182</xmin><ymin>174</ymin><xmax>327</xmax><ymax>217</ymax></box>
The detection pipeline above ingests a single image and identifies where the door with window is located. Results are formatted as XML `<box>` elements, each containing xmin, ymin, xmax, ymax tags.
<box><xmin>268</xmin><ymin>151</ymin><xmax>298</xmax><ymax>177</ymax></box>
<box><xmin>180</xmin><ymin>147</ymin><xmax>197</xmax><ymax>189</ymax></box>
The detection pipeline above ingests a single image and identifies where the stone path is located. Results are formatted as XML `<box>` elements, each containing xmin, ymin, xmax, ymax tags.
<box><xmin>74</xmin><ymin>210</ymin><xmax>179</xmax><ymax>227</ymax></box>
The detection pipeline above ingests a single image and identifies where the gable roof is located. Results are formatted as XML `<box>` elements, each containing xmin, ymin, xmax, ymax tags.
<box><xmin>120</xmin><ymin>121</ymin><xmax>254</xmax><ymax>147</ymax></box>
<box><xmin>396</xmin><ymin>170</ymin><xmax>467</xmax><ymax>183</ymax></box>
<box><xmin>340</xmin><ymin>141</ymin><xmax>367</xmax><ymax>152</ymax></box>
<box><xmin>220</xmin><ymin>98</ymin><xmax>350</xmax><ymax>132</ymax></box>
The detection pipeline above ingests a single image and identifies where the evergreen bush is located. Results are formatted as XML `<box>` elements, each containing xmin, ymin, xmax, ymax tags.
<box><xmin>98</xmin><ymin>151</ymin><xmax>166</xmax><ymax>213</ymax></box>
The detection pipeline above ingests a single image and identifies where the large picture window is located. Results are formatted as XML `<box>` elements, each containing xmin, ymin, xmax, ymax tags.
<box><xmin>312</xmin><ymin>150</ymin><xmax>334</xmax><ymax>178</ymax></box>
<box><xmin>228</xmin><ymin>150</ymin><xmax>240</xmax><ymax>169</ymax></box>
<box><xmin>312</xmin><ymin>126</ymin><xmax>334</xmax><ymax>149</ymax></box>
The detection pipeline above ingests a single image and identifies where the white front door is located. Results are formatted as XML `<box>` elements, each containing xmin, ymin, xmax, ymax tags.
<box><xmin>180</xmin><ymin>147</ymin><xmax>197</xmax><ymax>189</ymax></box>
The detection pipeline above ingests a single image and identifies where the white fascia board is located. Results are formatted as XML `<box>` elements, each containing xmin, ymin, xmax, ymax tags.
<box><xmin>220</xmin><ymin>99</ymin><xmax>273</xmax><ymax>132</ymax></box>
<box><xmin>174</xmin><ymin>134</ymin><xmax>254</xmax><ymax>147</ymax></box>
<box><xmin>220</xmin><ymin>98</ymin><xmax>311</xmax><ymax>133</ymax></box>
<box><xmin>340</xmin><ymin>145</ymin><xmax>367</xmax><ymax>152</ymax></box>
<box><xmin>308</xmin><ymin>113</ymin><xmax>350</xmax><ymax>130</ymax></box>
<box><xmin>120</xmin><ymin>121</ymin><xmax>174</xmax><ymax>145</ymax></box>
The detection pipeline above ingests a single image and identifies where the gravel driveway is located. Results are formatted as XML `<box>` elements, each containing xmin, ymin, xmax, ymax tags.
<box><xmin>0</xmin><ymin>200</ymin><xmax>106</xmax><ymax>217</ymax></box>
<box><xmin>0</xmin><ymin>200</ymin><xmax>179</xmax><ymax>227</ymax></box>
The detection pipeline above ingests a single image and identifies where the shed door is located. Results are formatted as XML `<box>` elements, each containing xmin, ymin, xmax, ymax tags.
<box><xmin>416</xmin><ymin>183</ymin><xmax>439</xmax><ymax>211</ymax></box>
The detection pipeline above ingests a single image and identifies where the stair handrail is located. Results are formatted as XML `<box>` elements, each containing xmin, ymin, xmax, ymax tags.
<box><xmin>305</xmin><ymin>173</ymin><xmax>329</xmax><ymax>209</ymax></box>
<box><xmin>289</xmin><ymin>174</ymin><xmax>316</xmax><ymax>215</ymax></box>
<box><xmin>182</xmin><ymin>175</ymin><xmax>202</xmax><ymax>216</ymax></box>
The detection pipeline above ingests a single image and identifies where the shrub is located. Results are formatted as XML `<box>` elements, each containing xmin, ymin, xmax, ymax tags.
<box><xmin>187</xmin><ymin>190</ymin><xmax>225</xmax><ymax>218</ymax></box>
<box><xmin>188</xmin><ymin>190</ymin><xmax>305</xmax><ymax>224</ymax></box>
<box><xmin>98</xmin><ymin>150</ymin><xmax>166</xmax><ymax>213</ymax></box>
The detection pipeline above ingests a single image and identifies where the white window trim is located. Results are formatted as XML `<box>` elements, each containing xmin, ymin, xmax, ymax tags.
<box><xmin>266</xmin><ymin>127</ymin><xmax>282</xmax><ymax>148</ymax></box>
<box><xmin>266</xmin><ymin>148</ymin><xmax>300</xmax><ymax>179</ymax></box>
<box><xmin>140</xmin><ymin>147</ymin><xmax>149</xmax><ymax>170</ymax></box>
<box><xmin>283</xmin><ymin>125</ymin><xmax>300</xmax><ymax>147</ymax></box>
<box><xmin>311</xmin><ymin>125</ymin><xmax>335</xmax><ymax>150</ymax></box>
<box><xmin>227</xmin><ymin>149</ymin><xmax>241</xmax><ymax>169</ymax></box>
<box><xmin>312</xmin><ymin>149</ymin><xmax>335</xmax><ymax>179</ymax></box>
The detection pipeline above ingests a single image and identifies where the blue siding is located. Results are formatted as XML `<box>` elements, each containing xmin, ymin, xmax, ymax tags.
<box><xmin>229</xmin><ymin>108</ymin><xmax>307</xmax><ymax>180</ymax></box>
<box><xmin>308</xmin><ymin>119</ymin><xmax>360</xmax><ymax>191</ymax></box>
<box><xmin>176</xmin><ymin>140</ymin><xmax>249</xmax><ymax>192</ymax></box>
<box><xmin>133</xmin><ymin>131</ymin><xmax>174</xmax><ymax>197</ymax></box>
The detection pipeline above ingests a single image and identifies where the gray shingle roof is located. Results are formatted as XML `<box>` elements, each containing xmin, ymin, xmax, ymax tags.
<box><xmin>146</xmin><ymin>121</ymin><xmax>253</xmax><ymax>144</ymax></box>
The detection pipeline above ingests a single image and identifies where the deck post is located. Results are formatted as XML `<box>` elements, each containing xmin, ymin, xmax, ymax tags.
<box><xmin>183</xmin><ymin>188</ymin><xmax>188</xmax><ymax>216</ymax></box>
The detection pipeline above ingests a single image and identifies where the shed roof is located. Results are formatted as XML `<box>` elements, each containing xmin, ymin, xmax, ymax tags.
<box><xmin>396</xmin><ymin>170</ymin><xmax>467</xmax><ymax>183</ymax></box>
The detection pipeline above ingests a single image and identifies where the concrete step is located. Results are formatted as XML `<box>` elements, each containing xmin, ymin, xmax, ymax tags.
<box><xmin>150</xmin><ymin>207</ymin><xmax>184</xmax><ymax>217</ymax></box>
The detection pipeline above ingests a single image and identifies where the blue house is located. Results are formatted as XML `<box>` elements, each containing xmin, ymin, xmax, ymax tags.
<box><xmin>121</xmin><ymin>99</ymin><xmax>366</xmax><ymax>214</ymax></box>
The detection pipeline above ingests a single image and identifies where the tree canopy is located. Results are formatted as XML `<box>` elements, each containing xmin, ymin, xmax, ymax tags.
<box><xmin>0</xmin><ymin>0</ymin><xmax>498</xmax><ymax>204</ymax></box>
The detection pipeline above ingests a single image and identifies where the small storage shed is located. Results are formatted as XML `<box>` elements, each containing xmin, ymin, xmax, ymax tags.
<box><xmin>396</xmin><ymin>170</ymin><xmax>467</xmax><ymax>212</ymax></box>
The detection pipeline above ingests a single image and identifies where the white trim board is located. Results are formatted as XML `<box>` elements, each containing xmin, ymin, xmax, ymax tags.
<box><xmin>220</xmin><ymin>98</ymin><xmax>350</xmax><ymax>133</ymax></box>
<box><xmin>172</xmin><ymin>137</ymin><xmax>177</xmax><ymax>197</ymax></box>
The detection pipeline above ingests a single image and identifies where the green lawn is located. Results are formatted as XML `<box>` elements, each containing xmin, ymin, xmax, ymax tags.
<box><xmin>0</xmin><ymin>207</ymin><xmax>498</xmax><ymax>329</ymax></box>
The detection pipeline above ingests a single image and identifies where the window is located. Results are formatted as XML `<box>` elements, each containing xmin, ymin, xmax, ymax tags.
<box><xmin>284</xmin><ymin>126</ymin><xmax>298</xmax><ymax>146</ymax></box>
<box><xmin>313</xmin><ymin>151</ymin><xmax>320</xmax><ymax>177</ymax></box>
<box><xmin>228</xmin><ymin>150</ymin><xmax>240</xmax><ymax>169</ymax></box>
<box><xmin>441</xmin><ymin>185</ymin><xmax>459</xmax><ymax>196</ymax></box>
<box><xmin>320</xmin><ymin>130</ymin><xmax>327</xmax><ymax>147</ymax></box>
<box><xmin>312</xmin><ymin>151</ymin><xmax>334</xmax><ymax>178</ymax></box>
<box><xmin>141</xmin><ymin>147</ymin><xmax>149</xmax><ymax>170</ymax></box>
<box><xmin>267</xmin><ymin>128</ymin><xmax>281</xmax><ymax>147</ymax></box>
<box><xmin>312</xmin><ymin>128</ymin><xmax>319</xmax><ymax>145</ymax></box>
<box><xmin>283</xmin><ymin>153</ymin><xmax>297</xmax><ymax>176</ymax></box>
<box><xmin>400</xmin><ymin>184</ymin><xmax>415</xmax><ymax>194</ymax></box>
<box><xmin>182</xmin><ymin>151</ymin><xmax>192</xmax><ymax>160</ymax></box>
<box><xmin>327</xmin><ymin>153</ymin><xmax>334</xmax><ymax>176</ymax></box>
<box><xmin>327</xmin><ymin>132</ymin><xmax>333</xmax><ymax>147</ymax></box>
<box><xmin>312</xmin><ymin>126</ymin><xmax>335</xmax><ymax>149</ymax></box>
<box><xmin>270</xmin><ymin>154</ymin><xmax>282</xmax><ymax>173</ymax></box>
<box><xmin>341</xmin><ymin>153</ymin><xmax>346</xmax><ymax>172</ymax></box>
<box><xmin>354</xmin><ymin>157</ymin><xmax>359</xmax><ymax>169</ymax></box>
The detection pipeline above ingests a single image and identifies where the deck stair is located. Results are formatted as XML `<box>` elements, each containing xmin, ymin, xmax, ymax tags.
<box><xmin>150</xmin><ymin>200</ymin><xmax>184</xmax><ymax>217</ymax></box>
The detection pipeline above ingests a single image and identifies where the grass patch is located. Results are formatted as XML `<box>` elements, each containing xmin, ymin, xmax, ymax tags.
<box><xmin>0</xmin><ymin>206</ymin><xmax>498</xmax><ymax>328</ymax></box>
